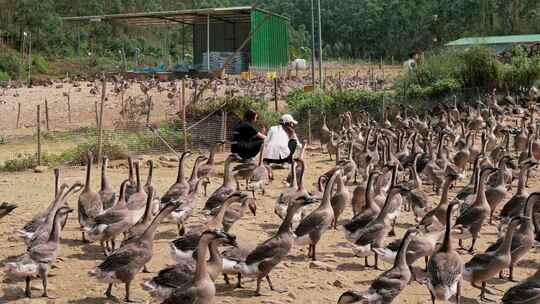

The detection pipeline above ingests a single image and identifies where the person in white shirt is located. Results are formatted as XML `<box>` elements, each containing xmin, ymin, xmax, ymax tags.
<box><xmin>403</xmin><ymin>51</ymin><xmax>419</xmax><ymax>73</ymax></box>
<box><xmin>263</xmin><ymin>114</ymin><xmax>301</xmax><ymax>165</ymax></box>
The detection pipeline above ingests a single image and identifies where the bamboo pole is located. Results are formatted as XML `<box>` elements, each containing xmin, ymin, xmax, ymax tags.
<box><xmin>96</xmin><ymin>77</ymin><xmax>106</xmax><ymax>166</ymax></box>
<box><xmin>44</xmin><ymin>98</ymin><xmax>50</xmax><ymax>131</ymax></box>
<box><xmin>307</xmin><ymin>109</ymin><xmax>312</xmax><ymax>145</ymax></box>
<box><xmin>16</xmin><ymin>103</ymin><xmax>21</xmax><ymax>128</ymax></box>
<box><xmin>67</xmin><ymin>92</ymin><xmax>72</xmax><ymax>123</ymax></box>
<box><xmin>36</xmin><ymin>105</ymin><xmax>41</xmax><ymax>166</ymax></box>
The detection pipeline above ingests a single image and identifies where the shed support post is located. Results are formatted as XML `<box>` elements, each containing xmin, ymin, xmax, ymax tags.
<box><xmin>207</xmin><ymin>14</ymin><xmax>210</xmax><ymax>72</ymax></box>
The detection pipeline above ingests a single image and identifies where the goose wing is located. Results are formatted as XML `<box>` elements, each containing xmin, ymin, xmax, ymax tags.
<box><xmin>454</xmin><ymin>206</ymin><xmax>486</xmax><ymax>227</ymax></box>
<box><xmin>97</xmin><ymin>245</ymin><xmax>146</xmax><ymax>272</ymax></box>
<box><xmin>428</xmin><ymin>252</ymin><xmax>463</xmax><ymax>287</ymax></box>
<box><xmin>465</xmin><ymin>252</ymin><xmax>493</xmax><ymax>269</ymax></box>
<box><xmin>153</xmin><ymin>263</ymin><xmax>195</xmax><ymax>288</ymax></box>
<box><xmin>502</xmin><ymin>280</ymin><xmax>540</xmax><ymax>304</ymax></box>
<box><xmin>246</xmin><ymin>236</ymin><xmax>291</xmax><ymax>265</ymax></box>
<box><xmin>28</xmin><ymin>243</ymin><xmax>58</xmax><ymax>264</ymax></box>
<box><xmin>171</xmin><ymin>233</ymin><xmax>200</xmax><ymax>251</ymax></box>
<box><xmin>162</xmin><ymin>286</ymin><xmax>198</xmax><ymax>304</ymax></box>
<box><xmin>354</xmin><ymin>222</ymin><xmax>386</xmax><ymax>246</ymax></box>
<box><xmin>294</xmin><ymin>211</ymin><xmax>331</xmax><ymax>237</ymax></box>
<box><xmin>94</xmin><ymin>210</ymin><xmax>128</xmax><ymax>225</ymax></box>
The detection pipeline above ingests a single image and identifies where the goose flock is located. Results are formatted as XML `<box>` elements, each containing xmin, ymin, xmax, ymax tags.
<box><xmin>1</xmin><ymin>91</ymin><xmax>540</xmax><ymax>303</ymax></box>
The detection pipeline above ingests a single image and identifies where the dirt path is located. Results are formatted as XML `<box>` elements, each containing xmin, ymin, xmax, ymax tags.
<box><xmin>0</xmin><ymin>151</ymin><xmax>538</xmax><ymax>304</ymax></box>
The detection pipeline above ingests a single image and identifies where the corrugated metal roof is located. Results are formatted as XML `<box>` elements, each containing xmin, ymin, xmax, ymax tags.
<box><xmin>62</xmin><ymin>6</ymin><xmax>288</xmax><ymax>26</ymax></box>
<box><xmin>447</xmin><ymin>34</ymin><xmax>540</xmax><ymax>46</ymax></box>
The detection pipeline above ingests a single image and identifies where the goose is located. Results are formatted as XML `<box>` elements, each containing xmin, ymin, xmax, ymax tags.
<box><xmin>275</xmin><ymin>159</ymin><xmax>311</xmax><ymax>229</ymax></box>
<box><xmin>463</xmin><ymin>216</ymin><xmax>525</xmax><ymax>302</ymax></box>
<box><xmin>320</xmin><ymin>114</ymin><xmax>331</xmax><ymax>149</ymax></box>
<box><xmin>122</xmin><ymin>186</ymin><xmax>158</xmax><ymax>247</ymax></box>
<box><xmin>221</xmin><ymin>196</ymin><xmax>257</xmax><ymax>232</ymax></box>
<box><xmin>78</xmin><ymin>152</ymin><xmax>103</xmax><ymax>243</ymax></box>
<box><xmin>452</xmin><ymin>167</ymin><xmax>497</xmax><ymax>253</ymax></box>
<box><xmin>85</xmin><ymin>179</ymin><xmax>132</xmax><ymax>255</ymax></box>
<box><xmin>294</xmin><ymin>169</ymin><xmax>338</xmax><ymax>260</ymax></box>
<box><xmin>5</xmin><ymin>206</ymin><xmax>74</xmax><ymax>298</ymax></box>
<box><xmin>162</xmin><ymin>229</ymin><xmax>235</xmax><ymax>304</ymax></box>
<box><xmin>125</xmin><ymin>161</ymin><xmax>148</xmax><ymax>221</ymax></box>
<box><xmin>203</xmin><ymin>154</ymin><xmax>242</xmax><ymax>211</ymax></box>
<box><xmin>402</xmin><ymin>154</ymin><xmax>431</xmax><ymax>221</ymax></box>
<box><xmin>233</xmin><ymin>195</ymin><xmax>318</xmax><ymax>295</ymax></box>
<box><xmin>125</xmin><ymin>157</ymin><xmax>137</xmax><ymax>201</ymax></box>
<box><xmin>141</xmin><ymin>229</ymin><xmax>237</xmax><ymax>302</ymax></box>
<box><xmin>501</xmin><ymin>267</ymin><xmax>540</xmax><ymax>304</ymax></box>
<box><xmin>373</xmin><ymin>228</ymin><xmax>442</xmax><ymax>270</ymax></box>
<box><xmin>338</xmin><ymin>229</ymin><xmax>418</xmax><ymax>304</ymax></box>
<box><xmin>169</xmin><ymin>177</ymin><xmax>204</xmax><ymax>236</ymax></box>
<box><xmin>188</xmin><ymin>155</ymin><xmax>209</xmax><ymax>193</ymax></box>
<box><xmin>343</xmin><ymin>170</ymin><xmax>381</xmax><ymax>243</ymax></box>
<box><xmin>17</xmin><ymin>168</ymin><xmax>61</xmax><ymax>240</ymax></box>
<box><xmin>374</xmin><ymin>164</ymin><xmax>403</xmax><ymax>236</ymax></box>
<box><xmin>170</xmin><ymin>192</ymin><xmax>246</xmax><ymax>263</ymax></box>
<box><xmin>500</xmin><ymin>160</ymin><xmax>538</xmax><ymax>223</ymax></box>
<box><xmin>221</xmin><ymin>242</ymin><xmax>256</xmax><ymax>288</ymax></box>
<box><xmin>98</xmin><ymin>157</ymin><xmax>116</xmax><ymax>210</ymax></box>
<box><xmin>143</xmin><ymin>159</ymin><xmax>160</xmax><ymax>216</ymax></box>
<box><xmin>88</xmin><ymin>196</ymin><xmax>181</xmax><ymax>302</ymax></box>
<box><xmin>197</xmin><ymin>142</ymin><xmax>224</xmax><ymax>196</ymax></box>
<box><xmin>485</xmin><ymin>192</ymin><xmax>539</xmax><ymax>282</ymax></box>
<box><xmin>330</xmin><ymin>171</ymin><xmax>350</xmax><ymax>229</ymax></box>
<box><xmin>422</xmin><ymin>202</ymin><xmax>463</xmax><ymax>304</ymax></box>
<box><xmin>350</xmin><ymin>163</ymin><xmax>373</xmax><ymax>216</ymax></box>
<box><xmin>349</xmin><ymin>185</ymin><xmax>408</xmax><ymax>269</ymax></box>
<box><xmin>419</xmin><ymin>168</ymin><xmax>460</xmax><ymax>231</ymax></box>
<box><xmin>0</xmin><ymin>202</ymin><xmax>17</xmax><ymax>220</ymax></box>
<box><xmin>161</xmin><ymin>151</ymin><xmax>192</xmax><ymax>205</ymax></box>
<box><xmin>485</xmin><ymin>158</ymin><xmax>509</xmax><ymax>224</ymax></box>
<box><xmin>247</xmin><ymin>148</ymin><xmax>273</xmax><ymax>198</ymax></box>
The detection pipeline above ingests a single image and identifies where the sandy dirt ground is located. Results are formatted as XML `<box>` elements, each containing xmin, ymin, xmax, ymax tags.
<box><xmin>0</xmin><ymin>149</ymin><xmax>539</xmax><ymax>304</ymax></box>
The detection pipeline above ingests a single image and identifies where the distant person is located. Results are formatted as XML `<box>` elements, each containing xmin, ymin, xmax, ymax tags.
<box><xmin>403</xmin><ymin>51</ymin><xmax>419</xmax><ymax>72</ymax></box>
<box><xmin>263</xmin><ymin>114</ymin><xmax>301</xmax><ymax>165</ymax></box>
<box><xmin>231</xmin><ymin>109</ymin><xmax>266</xmax><ymax>162</ymax></box>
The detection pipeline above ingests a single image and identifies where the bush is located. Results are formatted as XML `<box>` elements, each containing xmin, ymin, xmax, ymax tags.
<box><xmin>0</xmin><ymin>135</ymin><xmax>7</xmax><ymax>145</ymax></box>
<box><xmin>0</xmin><ymin>71</ymin><xmax>9</xmax><ymax>82</ymax></box>
<box><xmin>457</xmin><ymin>45</ymin><xmax>503</xmax><ymax>90</ymax></box>
<box><xmin>32</xmin><ymin>54</ymin><xmax>49</xmax><ymax>74</ymax></box>
<box><xmin>501</xmin><ymin>48</ymin><xmax>540</xmax><ymax>92</ymax></box>
<box><xmin>0</xmin><ymin>47</ymin><xmax>22</xmax><ymax>79</ymax></box>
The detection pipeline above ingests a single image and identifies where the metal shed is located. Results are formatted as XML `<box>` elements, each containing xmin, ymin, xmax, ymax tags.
<box><xmin>447</xmin><ymin>34</ymin><xmax>540</xmax><ymax>55</ymax></box>
<box><xmin>63</xmin><ymin>7</ymin><xmax>289</xmax><ymax>74</ymax></box>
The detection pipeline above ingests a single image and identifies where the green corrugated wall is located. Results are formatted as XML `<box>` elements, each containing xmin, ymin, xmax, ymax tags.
<box><xmin>250</xmin><ymin>10</ymin><xmax>289</xmax><ymax>69</ymax></box>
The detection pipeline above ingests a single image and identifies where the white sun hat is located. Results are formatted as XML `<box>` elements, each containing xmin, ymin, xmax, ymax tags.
<box><xmin>280</xmin><ymin>114</ymin><xmax>298</xmax><ymax>125</ymax></box>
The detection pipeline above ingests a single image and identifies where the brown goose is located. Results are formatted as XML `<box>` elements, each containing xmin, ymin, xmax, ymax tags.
<box><xmin>275</xmin><ymin>159</ymin><xmax>311</xmax><ymax>229</ymax></box>
<box><xmin>142</xmin><ymin>229</ymin><xmax>236</xmax><ymax>302</ymax></box>
<box><xmin>85</xmin><ymin>179</ymin><xmax>131</xmax><ymax>254</ymax></box>
<box><xmin>500</xmin><ymin>160</ymin><xmax>538</xmax><ymax>222</ymax></box>
<box><xmin>350</xmin><ymin>163</ymin><xmax>373</xmax><ymax>216</ymax></box>
<box><xmin>125</xmin><ymin>157</ymin><xmax>137</xmax><ymax>201</ymax></box>
<box><xmin>170</xmin><ymin>192</ymin><xmax>246</xmax><ymax>263</ymax></box>
<box><xmin>88</xmin><ymin>196</ymin><xmax>181</xmax><ymax>302</ymax></box>
<box><xmin>5</xmin><ymin>206</ymin><xmax>74</xmax><ymax>298</ymax></box>
<box><xmin>422</xmin><ymin>202</ymin><xmax>463</xmax><ymax>303</ymax></box>
<box><xmin>452</xmin><ymin>167</ymin><xmax>497</xmax><ymax>253</ymax></box>
<box><xmin>203</xmin><ymin>154</ymin><xmax>242</xmax><ymax>211</ymax></box>
<box><xmin>197</xmin><ymin>142</ymin><xmax>224</xmax><ymax>196</ymax></box>
<box><xmin>233</xmin><ymin>196</ymin><xmax>318</xmax><ymax>295</ymax></box>
<box><xmin>485</xmin><ymin>192</ymin><xmax>539</xmax><ymax>282</ymax></box>
<box><xmin>502</xmin><ymin>268</ymin><xmax>540</xmax><ymax>304</ymax></box>
<box><xmin>143</xmin><ymin>159</ymin><xmax>160</xmax><ymax>216</ymax></box>
<box><xmin>247</xmin><ymin>148</ymin><xmax>273</xmax><ymax>198</ymax></box>
<box><xmin>16</xmin><ymin>173</ymin><xmax>63</xmax><ymax>240</ymax></box>
<box><xmin>294</xmin><ymin>169</ymin><xmax>338</xmax><ymax>260</ymax></box>
<box><xmin>161</xmin><ymin>151</ymin><xmax>192</xmax><ymax>205</ymax></box>
<box><xmin>343</xmin><ymin>170</ymin><xmax>381</xmax><ymax>242</ymax></box>
<box><xmin>125</xmin><ymin>161</ymin><xmax>148</xmax><ymax>221</ymax></box>
<box><xmin>221</xmin><ymin>196</ymin><xmax>257</xmax><ymax>232</ymax></box>
<box><xmin>330</xmin><ymin>171</ymin><xmax>350</xmax><ymax>229</ymax></box>
<box><xmin>463</xmin><ymin>216</ymin><xmax>525</xmax><ymax>301</ymax></box>
<box><xmin>98</xmin><ymin>157</ymin><xmax>116</xmax><ymax>210</ymax></box>
<box><xmin>338</xmin><ymin>229</ymin><xmax>418</xmax><ymax>304</ymax></box>
<box><xmin>78</xmin><ymin>152</ymin><xmax>103</xmax><ymax>242</ymax></box>
<box><xmin>349</xmin><ymin>186</ymin><xmax>408</xmax><ymax>269</ymax></box>
<box><xmin>162</xmin><ymin>230</ymin><xmax>234</xmax><ymax>304</ymax></box>
<box><xmin>485</xmin><ymin>158</ymin><xmax>509</xmax><ymax>224</ymax></box>
<box><xmin>188</xmin><ymin>155</ymin><xmax>209</xmax><ymax>193</ymax></box>
<box><xmin>419</xmin><ymin>168</ymin><xmax>460</xmax><ymax>231</ymax></box>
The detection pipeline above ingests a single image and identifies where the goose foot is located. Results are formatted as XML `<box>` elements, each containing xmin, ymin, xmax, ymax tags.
<box><xmin>105</xmin><ymin>284</ymin><xmax>114</xmax><ymax>299</ymax></box>
<box><xmin>142</xmin><ymin>265</ymin><xmax>151</xmax><ymax>273</ymax></box>
<box><xmin>25</xmin><ymin>277</ymin><xmax>31</xmax><ymax>298</ymax></box>
<box><xmin>42</xmin><ymin>291</ymin><xmax>58</xmax><ymax>299</ymax></box>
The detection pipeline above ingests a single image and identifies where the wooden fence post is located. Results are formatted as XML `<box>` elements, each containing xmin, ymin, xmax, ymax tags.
<box><xmin>182</xmin><ymin>77</ymin><xmax>187</xmax><ymax>151</ymax></box>
<box><xmin>16</xmin><ymin>103</ymin><xmax>21</xmax><ymax>128</ymax></box>
<box><xmin>44</xmin><ymin>98</ymin><xmax>50</xmax><ymax>131</ymax></box>
<box><xmin>307</xmin><ymin>109</ymin><xmax>312</xmax><ymax>145</ymax></box>
<box><xmin>36</xmin><ymin>105</ymin><xmax>41</xmax><ymax>166</ymax></box>
<box><xmin>66</xmin><ymin>91</ymin><xmax>72</xmax><ymax>123</ymax></box>
<box><xmin>96</xmin><ymin>77</ymin><xmax>106</xmax><ymax>166</ymax></box>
